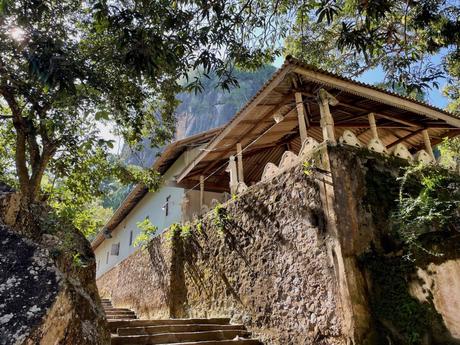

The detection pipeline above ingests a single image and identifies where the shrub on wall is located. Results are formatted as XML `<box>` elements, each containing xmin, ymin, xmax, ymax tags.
<box><xmin>361</xmin><ymin>155</ymin><xmax>460</xmax><ymax>344</ymax></box>
<box><xmin>392</xmin><ymin>163</ymin><xmax>460</xmax><ymax>258</ymax></box>
<box><xmin>133</xmin><ymin>218</ymin><xmax>158</xmax><ymax>249</ymax></box>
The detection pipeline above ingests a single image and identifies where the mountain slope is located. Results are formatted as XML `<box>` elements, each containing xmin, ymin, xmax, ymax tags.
<box><xmin>121</xmin><ymin>65</ymin><xmax>277</xmax><ymax>167</ymax></box>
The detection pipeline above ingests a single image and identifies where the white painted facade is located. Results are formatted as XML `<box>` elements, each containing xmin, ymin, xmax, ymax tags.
<box><xmin>94</xmin><ymin>145</ymin><xmax>224</xmax><ymax>278</ymax></box>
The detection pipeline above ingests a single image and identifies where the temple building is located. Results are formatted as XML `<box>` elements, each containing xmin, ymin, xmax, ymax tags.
<box><xmin>92</xmin><ymin>56</ymin><xmax>460</xmax><ymax>277</ymax></box>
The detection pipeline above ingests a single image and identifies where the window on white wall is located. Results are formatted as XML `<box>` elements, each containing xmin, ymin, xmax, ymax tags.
<box><xmin>163</xmin><ymin>195</ymin><xmax>171</xmax><ymax>216</ymax></box>
<box><xmin>106</xmin><ymin>251</ymin><xmax>109</xmax><ymax>264</ymax></box>
<box><xmin>129</xmin><ymin>231</ymin><xmax>133</xmax><ymax>246</ymax></box>
<box><xmin>111</xmin><ymin>242</ymin><xmax>120</xmax><ymax>256</ymax></box>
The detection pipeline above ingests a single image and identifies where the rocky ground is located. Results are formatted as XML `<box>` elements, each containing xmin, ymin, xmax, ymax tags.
<box><xmin>0</xmin><ymin>184</ymin><xmax>110</xmax><ymax>345</ymax></box>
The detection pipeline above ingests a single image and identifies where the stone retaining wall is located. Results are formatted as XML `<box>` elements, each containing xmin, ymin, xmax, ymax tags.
<box><xmin>97</xmin><ymin>236</ymin><xmax>173</xmax><ymax>320</ymax></box>
<box><xmin>97</xmin><ymin>162</ymin><xmax>346</xmax><ymax>344</ymax></box>
<box><xmin>97</xmin><ymin>146</ymin><xmax>460</xmax><ymax>344</ymax></box>
<box><xmin>181</xmin><ymin>164</ymin><xmax>343</xmax><ymax>344</ymax></box>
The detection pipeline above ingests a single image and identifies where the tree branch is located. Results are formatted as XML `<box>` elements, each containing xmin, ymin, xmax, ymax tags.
<box><xmin>29</xmin><ymin>144</ymin><xmax>56</xmax><ymax>201</ymax></box>
<box><xmin>25</xmin><ymin>118</ymin><xmax>41</xmax><ymax>172</ymax></box>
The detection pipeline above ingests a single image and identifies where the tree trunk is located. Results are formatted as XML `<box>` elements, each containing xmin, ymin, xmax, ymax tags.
<box><xmin>13</xmin><ymin>122</ymin><xmax>33</xmax><ymax>206</ymax></box>
<box><xmin>1</xmin><ymin>87</ymin><xmax>55</xmax><ymax>237</ymax></box>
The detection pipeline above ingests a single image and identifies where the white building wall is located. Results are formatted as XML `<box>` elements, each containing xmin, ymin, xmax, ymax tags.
<box><xmin>94</xmin><ymin>185</ymin><xmax>186</xmax><ymax>277</ymax></box>
<box><xmin>94</xmin><ymin>144</ymin><xmax>225</xmax><ymax>278</ymax></box>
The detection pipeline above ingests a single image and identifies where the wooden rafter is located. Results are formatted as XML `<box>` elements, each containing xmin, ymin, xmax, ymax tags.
<box><xmin>387</xmin><ymin>128</ymin><xmax>425</xmax><ymax>149</ymax></box>
<box><xmin>298</xmin><ymin>90</ymin><xmax>433</xmax><ymax>128</ymax></box>
<box><xmin>200</xmin><ymin>105</ymin><xmax>296</xmax><ymax>176</ymax></box>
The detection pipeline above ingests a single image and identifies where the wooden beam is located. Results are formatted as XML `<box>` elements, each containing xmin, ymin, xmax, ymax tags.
<box><xmin>318</xmin><ymin>89</ymin><xmax>338</xmax><ymax>143</ymax></box>
<box><xmin>334</xmin><ymin>102</ymin><xmax>422</xmax><ymax>128</ymax></box>
<box><xmin>236</xmin><ymin>142</ymin><xmax>244</xmax><ymax>183</ymax></box>
<box><xmin>295</xmin><ymin>92</ymin><xmax>308</xmax><ymax>142</ymax></box>
<box><xmin>422</xmin><ymin>130</ymin><xmax>435</xmax><ymax>159</ymax></box>
<box><xmin>375</xmin><ymin>113</ymin><xmax>421</xmax><ymax>128</ymax></box>
<box><xmin>298</xmin><ymin>90</ymin><xmax>430</xmax><ymax>128</ymax></box>
<box><xmin>226</xmin><ymin>130</ymin><xmax>297</xmax><ymax>140</ymax></box>
<box><xmin>232</xmin><ymin>103</ymin><xmax>293</xmax><ymax>143</ymax></box>
<box><xmin>424</xmin><ymin>129</ymin><xmax>460</xmax><ymax>148</ymax></box>
<box><xmin>200</xmin><ymin>106</ymin><xmax>295</xmax><ymax>176</ymax></box>
<box><xmin>199</xmin><ymin>175</ymin><xmax>204</xmax><ymax>208</ymax></box>
<box><xmin>387</xmin><ymin>128</ymin><xmax>425</xmax><ymax>149</ymax></box>
<box><xmin>308</xmin><ymin>122</ymin><xmax>409</xmax><ymax>129</ymax></box>
<box><xmin>368</xmin><ymin>113</ymin><xmax>379</xmax><ymax>139</ymax></box>
<box><xmin>240</xmin><ymin>119</ymin><xmax>299</xmax><ymax>125</ymax></box>
<box><xmin>174</xmin><ymin>179</ymin><xmax>230</xmax><ymax>193</ymax></box>
<box><xmin>307</xmin><ymin>122</ymin><xmax>454</xmax><ymax>129</ymax></box>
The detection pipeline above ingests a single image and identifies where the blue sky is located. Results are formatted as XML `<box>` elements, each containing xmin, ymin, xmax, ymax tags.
<box><xmin>272</xmin><ymin>56</ymin><xmax>450</xmax><ymax>109</ymax></box>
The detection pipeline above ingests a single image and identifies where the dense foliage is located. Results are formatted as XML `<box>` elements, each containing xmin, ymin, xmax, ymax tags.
<box><xmin>0</xmin><ymin>0</ymin><xmax>287</xmax><ymax>240</ymax></box>
<box><xmin>283</xmin><ymin>0</ymin><xmax>460</xmax><ymax>107</ymax></box>
<box><xmin>0</xmin><ymin>0</ymin><xmax>282</xmax><ymax>209</ymax></box>
<box><xmin>133</xmin><ymin>218</ymin><xmax>158</xmax><ymax>249</ymax></box>
<box><xmin>392</xmin><ymin>163</ymin><xmax>460</xmax><ymax>257</ymax></box>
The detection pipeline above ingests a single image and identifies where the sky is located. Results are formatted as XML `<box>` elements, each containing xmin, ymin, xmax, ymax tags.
<box><xmin>360</xmin><ymin>67</ymin><xmax>449</xmax><ymax>109</ymax></box>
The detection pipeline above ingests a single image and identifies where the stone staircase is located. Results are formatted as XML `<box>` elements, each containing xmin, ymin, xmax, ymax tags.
<box><xmin>101</xmin><ymin>299</ymin><xmax>262</xmax><ymax>345</ymax></box>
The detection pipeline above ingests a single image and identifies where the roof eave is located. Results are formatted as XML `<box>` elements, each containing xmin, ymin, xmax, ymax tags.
<box><xmin>176</xmin><ymin>58</ymin><xmax>460</xmax><ymax>184</ymax></box>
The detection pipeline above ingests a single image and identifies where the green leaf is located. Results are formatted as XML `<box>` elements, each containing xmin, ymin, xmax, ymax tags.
<box><xmin>95</xmin><ymin>111</ymin><xmax>110</xmax><ymax>121</ymax></box>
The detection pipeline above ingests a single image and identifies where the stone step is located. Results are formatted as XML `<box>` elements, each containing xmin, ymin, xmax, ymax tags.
<box><xmin>108</xmin><ymin>319</ymin><xmax>231</xmax><ymax>332</ymax></box>
<box><xmin>158</xmin><ymin>340</ymin><xmax>262</xmax><ymax>345</ymax></box>
<box><xmin>107</xmin><ymin>315</ymin><xmax>138</xmax><ymax>320</ymax></box>
<box><xmin>105</xmin><ymin>308</ymin><xmax>134</xmax><ymax>313</ymax></box>
<box><xmin>106</xmin><ymin>310</ymin><xmax>136</xmax><ymax>315</ymax></box>
<box><xmin>118</xmin><ymin>324</ymin><xmax>246</xmax><ymax>336</ymax></box>
<box><xmin>111</xmin><ymin>330</ymin><xmax>251</xmax><ymax>345</ymax></box>
<box><xmin>107</xmin><ymin>314</ymin><xmax>137</xmax><ymax>318</ymax></box>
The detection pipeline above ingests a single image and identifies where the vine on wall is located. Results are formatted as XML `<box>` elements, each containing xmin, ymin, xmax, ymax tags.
<box><xmin>361</xmin><ymin>140</ymin><xmax>460</xmax><ymax>344</ymax></box>
<box><xmin>391</xmin><ymin>163</ymin><xmax>460</xmax><ymax>258</ymax></box>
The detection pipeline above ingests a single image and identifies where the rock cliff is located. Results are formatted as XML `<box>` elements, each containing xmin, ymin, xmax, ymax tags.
<box><xmin>121</xmin><ymin>66</ymin><xmax>276</xmax><ymax>167</ymax></box>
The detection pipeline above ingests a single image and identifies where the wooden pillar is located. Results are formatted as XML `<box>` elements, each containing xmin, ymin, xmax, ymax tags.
<box><xmin>226</xmin><ymin>155</ymin><xmax>238</xmax><ymax>194</ymax></box>
<box><xmin>295</xmin><ymin>92</ymin><xmax>308</xmax><ymax>143</ymax></box>
<box><xmin>422</xmin><ymin>129</ymin><xmax>435</xmax><ymax>160</ymax></box>
<box><xmin>181</xmin><ymin>192</ymin><xmax>190</xmax><ymax>222</ymax></box>
<box><xmin>199</xmin><ymin>175</ymin><xmax>204</xmax><ymax>208</ymax></box>
<box><xmin>236</xmin><ymin>142</ymin><xmax>244</xmax><ymax>183</ymax></box>
<box><xmin>318</xmin><ymin>89</ymin><xmax>337</xmax><ymax>144</ymax></box>
<box><xmin>368</xmin><ymin>113</ymin><xmax>379</xmax><ymax>139</ymax></box>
